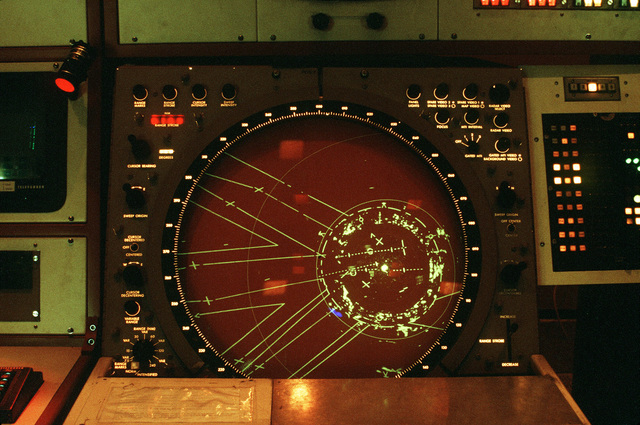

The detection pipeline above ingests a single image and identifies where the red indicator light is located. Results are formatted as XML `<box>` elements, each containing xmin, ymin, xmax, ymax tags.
<box><xmin>491</xmin><ymin>0</ymin><xmax>499</xmax><ymax>5</ymax></box>
<box><xmin>150</xmin><ymin>114</ymin><xmax>185</xmax><ymax>127</ymax></box>
<box><xmin>539</xmin><ymin>0</ymin><xmax>546</xmax><ymax>6</ymax></box>
<box><xmin>549</xmin><ymin>0</ymin><xmax>557</xmax><ymax>5</ymax></box>
<box><xmin>528</xmin><ymin>0</ymin><xmax>536</xmax><ymax>5</ymax></box>
<box><xmin>481</xmin><ymin>0</ymin><xmax>489</xmax><ymax>4</ymax></box>
<box><xmin>55</xmin><ymin>77</ymin><xmax>76</xmax><ymax>93</ymax></box>
<box><xmin>501</xmin><ymin>0</ymin><xmax>509</xmax><ymax>4</ymax></box>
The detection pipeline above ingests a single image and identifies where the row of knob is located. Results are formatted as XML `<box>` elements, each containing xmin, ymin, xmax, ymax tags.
<box><xmin>312</xmin><ymin>12</ymin><xmax>387</xmax><ymax>31</ymax></box>
<box><xmin>407</xmin><ymin>82</ymin><xmax>512</xmax><ymax>103</ymax></box>
<box><xmin>131</xmin><ymin>81</ymin><xmax>511</xmax><ymax>104</ymax></box>
<box><xmin>132</xmin><ymin>83</ymin><xmax>237</xmax><ymax>102</ymax></box>
<box><xmin>426</xmin><ymin>108</ymin><xmax>511</xmax><ymax>128</ymax></box>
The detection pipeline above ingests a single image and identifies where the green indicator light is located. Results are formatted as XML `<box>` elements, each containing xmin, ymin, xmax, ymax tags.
<box><xmin>634</xmin><ymin>158</ymin><xmax>640</xmax><ymax>164</ymax></box>
<box><xmin>627</xmin><ymin>158</ymin><xmax>633</xmax><ymax>164</ymax></box>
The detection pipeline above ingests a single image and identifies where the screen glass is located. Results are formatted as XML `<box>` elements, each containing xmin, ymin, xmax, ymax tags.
<box><xmin>0</xmin><ymin>72</ymin><xmax>67</xmax><ymax>212</ymax></box>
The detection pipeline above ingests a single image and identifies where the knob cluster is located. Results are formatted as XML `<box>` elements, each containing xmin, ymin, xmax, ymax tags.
<box><xmin>130</xmin><ymin>83</ymin><xmax>240</xmax><ymax>102</ymax></box>
<box><xmin>312</xmin><ymin>12</ymin><xmax>387</xmax><ymax>30</ymax></box>
<box><xmin>407</xmin><ymin>82</ymin><xmax>498</xmax><ymax>102</ymax></box>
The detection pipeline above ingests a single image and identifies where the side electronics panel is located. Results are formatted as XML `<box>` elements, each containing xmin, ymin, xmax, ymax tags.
<box><xmin>257</xmin><ymin>0</ymin><xmax>436</xmax><ymax>41</ymax></box>
<box><xmin>524</xmin><ymin>65</ymin><xmax>640</xmax><ymax>285</ymax></box>
<box><xmin>440</xmin><ymin>1</ymin><xmax>640</xmax><ymax>41</ymax></box>
<box><xmin>117</xmin><ymin>0</ymin><xmax>258</xmax><ymax>43</ymax></box>
<box><xmin>0</xmin><ymin>238</ymin><xmax>87</xmax><ymax>335</ymax></box>
<box><xmin>0</xmin><ymin>0</ymin><xmax>86</xmax><ymax>47</ymax></box>
<box><xmin>0</xmin><ymin>63</ymin><xmax>87</xmax><ymax>223</ymax></box>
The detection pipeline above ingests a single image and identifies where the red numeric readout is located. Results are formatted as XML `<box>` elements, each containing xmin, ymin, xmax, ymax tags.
<box><xmin>150</xmin><ymin>114</ymin><xmax>185</xmax><ymax>126</ymax></box>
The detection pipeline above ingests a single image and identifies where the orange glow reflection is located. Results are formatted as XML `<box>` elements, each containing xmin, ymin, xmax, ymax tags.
<box><xmin>263</xmin><ymin>279</ymin><xmax>287</xmax><ymax>296</ymax></box>
<box><xmin>279</xmin><ymin>140</ymin><xmax>304</xmax><ymax>160</ymax></box>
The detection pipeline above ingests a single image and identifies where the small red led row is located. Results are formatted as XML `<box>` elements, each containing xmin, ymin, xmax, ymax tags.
<box><xmin>150</xmin><ymin>114</ymin><xmax>185</xmax><ymax>126</ymax></box>
<box><xmin>481</xmin><ymin>0</ymin><xmax>510</xmax><ymax>5</ymax></box>
<box><xmin>528</xmin><ymin>0</ymin><xmax>558</xmax><ymax>5</ymax></box>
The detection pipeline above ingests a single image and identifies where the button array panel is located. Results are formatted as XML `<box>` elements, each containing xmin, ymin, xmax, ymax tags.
<box><xmin>564</xmin><ymin>77</ymin><xmax>621</xmax><ymax>101</ymax></box>
<box><xmin>477</xmin><ymin>0</ymin><xmax>639</xmax><ymax>7</ymax></box>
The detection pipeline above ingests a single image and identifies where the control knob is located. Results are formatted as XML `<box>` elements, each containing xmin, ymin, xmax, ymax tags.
<box><xmin>500</xmin><ymin>261</ymin><xmax>528</xmax><ymax>287</ymax></box>
<box><xmin>162</xmin><ymin>85</ymin><xmax>178</xmax><ymax>101</ymax></box>
<box><xmin>191</xmin><ymin>84</ymin><xmax>207</xmax><ymax>101</ymax></box>
<box><xmin>123</xmin><ymin>183</ymin><xmax>146</xmax><ymax>209</ymax></box>
<box><xmin>434</xmin><ymin>83</ymin><xmax>449</xmax><ymax>100</ymax></box>
<box><xmin>495</xmin><ymin>137</ymin><xmax>511</xmax><ymax>153</ymax></box>
<box><xmin>434</xmin><ymin>109</ymin><xmax>451</xmax><ymax>125</ymax></box>
<box><xmin>406</xmin><ymin>84</ymin><xmax>422</xmax><ymax>100</ymax></box>
<box><xmin>366</xmin><ymin>13</ymin><xmax>386</xmax><ymax>30</ymax></box>
<box><xmin>496</xmin><ymin>181</ymin><xmax>517</xmax><ymax>209</ymax></box>
<box><xmin>312</xmin><ymin>13</ymin><xmax>332</xmax><ymax>30</ymax></box>
<box><xmin>489</xmin><ymin>83</ymin><xmax>510</xmax><ymax>104</ymax></box>
<box><xmin>493</xmin><ymin>112</ymin><xmax>510</xmax><ymax>128</ymax></box>
<box><xmin>128</xmin><ymin>135</ymin><xmax>151</xmax><ymax>161</ymax></box>
<box><xmin>122</xmin><ymin>263</ymin><xmax>145</xmax><ymax>287</ymax></box>
<box><xmin>132</xmin><ymin>84</ymin><xmax>148</xmax><ymax>101</ymax></box>
<box><xmin>221</xmin><ymin>83</ymin><xmax>237</xmax><ymax>101</ymax></box>
<box><xmin>464</xmin><ymin>109</ymin><xmax>480</xmax><ymax>125</ymax></box>
<box><xmin>131</xmin><ymin>339</ymin><xmax>156</xmax><ymax>365</ymax></box>
<box><xmin>463</xmin><ymin>83</ymin><xmax>479</xmax><ymax>100</ymax></box>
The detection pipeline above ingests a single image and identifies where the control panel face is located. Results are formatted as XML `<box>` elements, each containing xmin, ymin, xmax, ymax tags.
<box><xmin>525</xmin><ymin>65</ymin><xmax>640</xmax><ymax>285</ymax></box>
<box><xmin>257</xmin><ymin>0</ymin><xmax>437</xmax><ymax>41</ymax></box>
<box><xmin>441</xmin><ymin>0</ymin><xmax>640</xmax><ymax>40</ymax></box>
<box><xmin>102</xmin><ymin>66</ymin><xmax>538</xmax><ymax>379</ymax></box>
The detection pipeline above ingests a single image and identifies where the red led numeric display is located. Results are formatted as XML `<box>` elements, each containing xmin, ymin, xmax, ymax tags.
<box><xmin>150</xmin><ymin>114</ymin><xmax>185</xmax><ymax>127</ymax></box>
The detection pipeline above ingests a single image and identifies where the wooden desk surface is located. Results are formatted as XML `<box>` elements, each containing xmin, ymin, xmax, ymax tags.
<box><xmin>0</xmin><ymin>346</ymin><xmax>81</xmax><ymax>425</ymax></box>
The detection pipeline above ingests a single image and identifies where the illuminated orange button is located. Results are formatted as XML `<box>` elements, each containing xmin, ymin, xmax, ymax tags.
<box><xmin>549</xmin><ymin>0</ymin><xmax>557</xmax><ymax>5</ymax></box>
<box><xmin>629</xmin><ymin>132</ymin><xmax>636</xmax><ymax>139</ymax></box>
<box><xmin>481</xmin><ymin>0</ymin><xmax>489</xmax><ymax>5</ymax></box>
<box><xmin>580</xmin><ymin>245</ymin><xmax>586</xmax><ymax>251</ymax></box>
<box><xmin>570</xmin><ymin>125</ymin><xmax>577</xmax><ymax>131</ymax></box>
<box><xmin>539</xmin><ymin>0</ymin><xmax>547</xmax><ymax>5</ymax></box>
<box><xmin>559</xmin><ymin>245</ymin><xmax>567</xmax><ymax>252</ymax></box>
<box><xmin>501</xmin><ymin>0</ymin><xmax>509</xmax><ymax>4</ymax></box>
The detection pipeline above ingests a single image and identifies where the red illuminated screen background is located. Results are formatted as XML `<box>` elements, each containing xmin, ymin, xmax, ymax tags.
<box><xmin>170</xmin><ymin>116</ymin><xmax>467</xmax><ymax>378</ymax></box>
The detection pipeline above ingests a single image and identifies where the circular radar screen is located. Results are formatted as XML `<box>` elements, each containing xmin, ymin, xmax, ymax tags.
<box><xmin>162</xmin><ymin>102</ymin><xmax>478</xmax><ymax>379</ymax></box>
